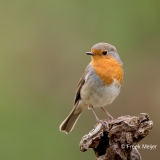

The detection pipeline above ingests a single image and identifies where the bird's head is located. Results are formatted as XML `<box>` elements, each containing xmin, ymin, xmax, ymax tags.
<box><xmin>86</xmin><ymin>42</ymin><xmax>122</xmax><ymax>66</ymax></box>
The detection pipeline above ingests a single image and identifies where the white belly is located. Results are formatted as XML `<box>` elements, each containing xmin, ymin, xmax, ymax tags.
<box><xmin>81</xmin><ymin>74</ymin><xmax>121</xmax><ymax>108</ymax></box>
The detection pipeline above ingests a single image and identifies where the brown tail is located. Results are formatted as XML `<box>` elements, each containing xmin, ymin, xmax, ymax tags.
<box><xmin>59</xmin><ymin>109</ymin><xmax>82</xmax><ymax>134</ymax></box>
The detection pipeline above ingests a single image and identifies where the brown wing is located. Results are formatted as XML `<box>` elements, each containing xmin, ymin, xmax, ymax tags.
<box><xmin>74</xmin><ymin>65</ymin><xmax>91</xmax><ymax>105</ymax></box>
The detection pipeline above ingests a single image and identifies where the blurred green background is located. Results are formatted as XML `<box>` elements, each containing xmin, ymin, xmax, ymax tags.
<box><xmin>0</xmin><ymin>1</ymin><xmax>160</xmax><ymax>160</ymax></box>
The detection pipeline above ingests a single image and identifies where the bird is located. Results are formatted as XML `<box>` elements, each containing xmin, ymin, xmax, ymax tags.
<box><xmin>59</xmin><ymin>42</ymin><xmax>124</xmax><ymax>134</ymax></box>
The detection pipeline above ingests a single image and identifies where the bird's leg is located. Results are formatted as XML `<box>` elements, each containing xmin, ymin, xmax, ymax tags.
<box><xmin>101</xmin><ymin>107</ymin><xmax>114</xmax><ymax>120</ymax></box>
<box><xmin>90</xmin><ymin>106</ymin><xmax>106</xmax><ymax>126</ymax></box>
<box><xmin>90</xmin><ymin>105</ymin><xmax>99</xmax><ymax>121</ymax></box>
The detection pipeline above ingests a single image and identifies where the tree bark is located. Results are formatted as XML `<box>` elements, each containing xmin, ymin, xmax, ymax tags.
<box><xmin>79</xmin><ymin>113</ymin><xmax>153</xmax><ymax>160</ymax></box>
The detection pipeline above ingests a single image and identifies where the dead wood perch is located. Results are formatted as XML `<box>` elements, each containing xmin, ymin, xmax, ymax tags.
<box><xmin>79</xmin><ymin>113</ymin><xmax>153</xmax><ymax>160</ymax></box>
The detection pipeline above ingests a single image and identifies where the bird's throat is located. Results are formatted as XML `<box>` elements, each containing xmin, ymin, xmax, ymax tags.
<box><xmin>91</xmin><ymin>57</ymin><xmax>123</xmax><ymax>85</ymax></box>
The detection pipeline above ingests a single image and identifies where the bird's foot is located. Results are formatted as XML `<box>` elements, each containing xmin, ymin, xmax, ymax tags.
<box><xmin>96</xmin><ymin>119</ymin><xmax>109</xmax><ymax>129</ymax></box>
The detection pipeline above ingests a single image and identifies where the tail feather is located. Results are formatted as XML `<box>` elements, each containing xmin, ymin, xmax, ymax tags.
<box><xmin>59</xmin><ymin>110</ymin><xmax>82</xmax><ymax>134</ymax></box>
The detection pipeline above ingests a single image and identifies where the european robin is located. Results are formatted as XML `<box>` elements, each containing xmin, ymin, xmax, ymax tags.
<box><xmin>59</xmin><ymin>42</ymin><xmax>124</xmax><ymax>134</ymax></box>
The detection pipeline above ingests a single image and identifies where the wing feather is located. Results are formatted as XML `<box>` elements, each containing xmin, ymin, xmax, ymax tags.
<box><xmin>74</xmin><ymin>64</ymin><xmax>91</xmax><ymax>105</ymax></box>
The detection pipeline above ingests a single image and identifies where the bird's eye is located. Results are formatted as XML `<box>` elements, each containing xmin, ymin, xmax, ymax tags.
<box><xmin>102</xmin><ymin>51</ymin><xmax>108</xmax><ymax>55</ymax></box>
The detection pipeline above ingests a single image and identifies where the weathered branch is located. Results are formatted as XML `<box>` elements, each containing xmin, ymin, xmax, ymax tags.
<box><xmin>79</xmin><ymin>113</ymin><xmax>153</xmax><ymax>160</ymax></box>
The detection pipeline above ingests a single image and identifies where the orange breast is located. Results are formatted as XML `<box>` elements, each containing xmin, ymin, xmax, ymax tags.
<box><xmin>91</xmin><ymin>56</ymin><xmax>123</xmax><ymax>85</ymax></box>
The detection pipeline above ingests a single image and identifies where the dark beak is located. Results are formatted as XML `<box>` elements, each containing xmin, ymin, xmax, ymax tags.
<box><xmin>86</xmin><ymin>52</ymin><xmax>94</xmax><ymax>55</ymax></box>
